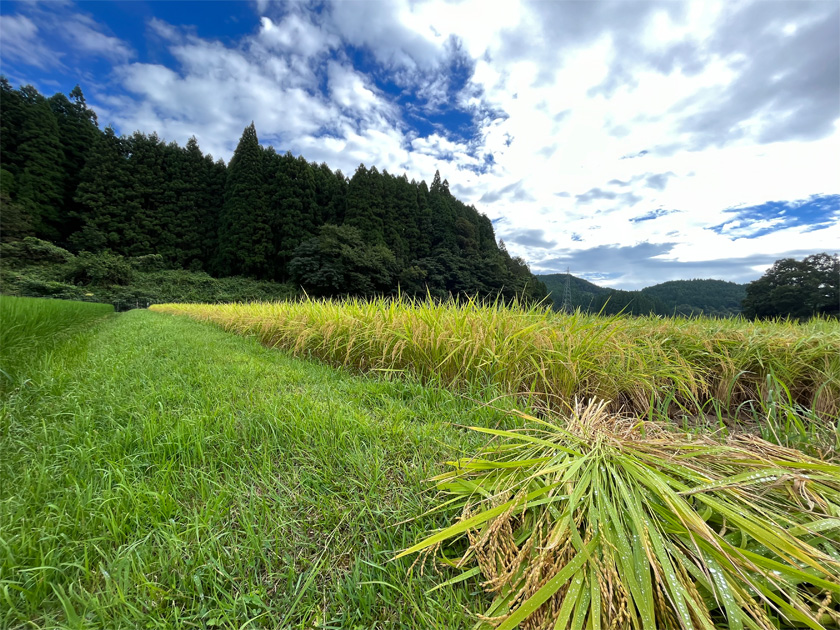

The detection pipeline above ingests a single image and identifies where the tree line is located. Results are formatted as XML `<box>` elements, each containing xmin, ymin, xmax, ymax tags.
<box><xmin>0</xmin><ymin>79</ymin><xmax>547</xmax><ymax>302</ymax></box>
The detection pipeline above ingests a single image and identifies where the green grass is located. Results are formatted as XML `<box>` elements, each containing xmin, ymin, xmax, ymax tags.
<box><xmin>0</xmin><ymin>308</ymin><xmax>522</xmax><ymax>628</ymax></box>
<box><xmin>0</xmin><ymin>296</ymin><xmax>113</xmax><ymax>392</ymax></box>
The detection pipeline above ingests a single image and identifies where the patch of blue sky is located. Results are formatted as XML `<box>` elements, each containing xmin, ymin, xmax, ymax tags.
<box><xmin>629</xmin><ymin>209</ymin><xmax>678</xmax><ymax>223</ymax></box>
<box><xmin>81</xmin><ymin>2</ymin><xmax>258</xmax><ymax>61</ymax></box>
<box><xmin>708</xmin><ymin>194</ymin><xmax>840</xmax><ymax>239</ymax></box>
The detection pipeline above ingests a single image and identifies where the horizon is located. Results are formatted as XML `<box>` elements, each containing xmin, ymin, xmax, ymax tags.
<box><xmin>535</xmin><ymin>271</ymin><xmax>749</xmax><ymax>291</ymax></box>
<box><xmin>1</xmin><ymin>0</ymin><xmax>838</xmax><ymax>289</ymax></box>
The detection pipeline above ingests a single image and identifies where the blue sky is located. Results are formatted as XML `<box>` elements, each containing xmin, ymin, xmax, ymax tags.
<box><xmin>1</xmin><ymin>0</ymin><xmax>838</xmax><ymax>289</ymax></box>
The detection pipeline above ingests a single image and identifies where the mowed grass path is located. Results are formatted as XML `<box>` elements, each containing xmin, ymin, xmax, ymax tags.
<box><xmin>1</xmin><ymin>310</ymin><xmax>506</xmax><ymax>629</ymax></box>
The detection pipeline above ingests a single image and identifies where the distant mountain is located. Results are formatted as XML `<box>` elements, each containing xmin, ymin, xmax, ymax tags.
<box><xmin>641</xmin><ymin>279</ymin><xmax>747</xmax><ymax>317</ymax></box>
<box><xmin>537</xmin><ymin>274</ymin><xmax>747</xmax><ymax>317</ymax></box>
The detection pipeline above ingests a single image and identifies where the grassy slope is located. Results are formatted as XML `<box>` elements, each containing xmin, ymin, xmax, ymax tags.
<box><xmin>0</xmin><ymin>310</ymin><xmax>513</xmax><ymax>629</ymax></box>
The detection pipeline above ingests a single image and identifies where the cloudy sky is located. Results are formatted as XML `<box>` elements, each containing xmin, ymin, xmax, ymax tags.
<box><xmin>1</xmin><ymin>0</ymin><xmax>838</xmax><ymax>288</ymax></box>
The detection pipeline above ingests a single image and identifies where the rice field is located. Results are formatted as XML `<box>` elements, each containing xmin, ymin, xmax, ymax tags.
<box><xmin>4</xmin><ymin>297</ymin><xmax>840</xmax><ymax>628</ymax></box>
<box><xmin>150</xmin><ymin>298</ymin><xmax>840</xmax><ymax>448</ymax></box>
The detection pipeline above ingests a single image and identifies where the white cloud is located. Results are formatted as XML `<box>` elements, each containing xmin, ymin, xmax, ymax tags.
<box><xmin>64</xmin><ymin>13</ymin><xmax>133</xmax><ymax>61</ymax></box>
<box><xmin>0</xmin><ymin>14</ymin><xmax>57</xmax><ymax>69</ymax></box>
<box><xmin>0</xmin><ymin>4</ymin><xmax>133</xmax><ymax>73</ymax></box>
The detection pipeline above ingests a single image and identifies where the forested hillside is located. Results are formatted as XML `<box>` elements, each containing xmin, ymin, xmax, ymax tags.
<box><xmin>0</xmin><ymin>80</ymin><xmax>546</xmax><ymax>302</ymax></box>
<box><xmin>539</xmin><ymin>273</ymin><xmax>747</xmax><ymax>317</ymax></box>
<box><xmin>641</xmin><ymin>279</ymin><xmax>746</xmax><ymax>317</ymax></box>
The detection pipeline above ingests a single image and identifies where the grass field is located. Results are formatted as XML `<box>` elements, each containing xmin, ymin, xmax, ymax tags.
<box><xmin>3</xmin><ymin>298</ymin><xmax>839</xmax><ymax>628</ymax></box>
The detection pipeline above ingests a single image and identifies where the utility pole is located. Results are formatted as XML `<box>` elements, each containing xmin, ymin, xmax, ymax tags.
<box><xmin>561</xmin><ymin>267</ymin><xmax>573</xmax><ymax>314</ymax></box>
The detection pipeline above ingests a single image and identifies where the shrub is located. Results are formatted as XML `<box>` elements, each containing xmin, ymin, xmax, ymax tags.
<box><xmin>128</xmin><ymin>254</ymin><xmax>167</xmax><ymax>272</ymax></box>
<box><xmin>65</xmin><ymin>251</ymin><xmax>134</xmax><ymax>286</ymax></box>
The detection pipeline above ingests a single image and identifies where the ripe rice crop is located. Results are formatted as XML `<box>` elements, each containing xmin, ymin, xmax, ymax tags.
<box><xmin>150</xmin><ymin>298</ymin><xmax>839</xmax><ymax>431</ymax></box>
<box><xmin>400</xmin><ymin>400</ymin><xmax>840</xmax><ymax>630</ymax></box>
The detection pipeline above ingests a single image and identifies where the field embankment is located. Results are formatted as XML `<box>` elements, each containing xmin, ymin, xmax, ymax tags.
<box><xmin>151</xmin><ymin>299</ymin><xmax>840</xmax><ymax>435</ymax></box>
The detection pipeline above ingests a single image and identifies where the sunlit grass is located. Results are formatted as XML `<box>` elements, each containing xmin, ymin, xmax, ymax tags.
<box><xmin>0</xmin><ymin>309</ymin><xmax>514</xmax><ymax>628</ymax></box>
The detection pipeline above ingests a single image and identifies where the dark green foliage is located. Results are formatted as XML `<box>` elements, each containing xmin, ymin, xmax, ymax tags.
<box><xmin>289</xmin><ymin>224</ymin><xmax>397</xmax><ymax>295</ymax></box>
<box><xmin>48</xmin><ymin>87</ymin><xmax>99</xmax><ymax>244</ymax></box>
<box><xmin>539</xmin><ymin>272</ymin><xmax>611</xmax><ymax>311</ymax></box>
<box><xmin>128</xmin><ymin>254</ymin><xmax>167</xmax><ymax>272</ymax></box>
<box><xmin>71</xmin><ymin>127</ymin><xmax>138</xmax><ymax>253</ymax></box>
<box><xmin>428</xmin><ymin>171</ymin><xmax>457</xmax><ymax>251</ymax></box>
<box><xmin>125</xmin><ymin>132</ymin><xmax>169</xmax><ymax>257</ymax></box>
<box><xmin>268</xmin><ymin>152</ymin><xmax>320</xmax><ymax>280</ymax></box>
<box><xmin>742</xmin><ymin>253</ymin><xmax>840</xmax><ymax>320</ymax></box>
<box><xmin>345</xmin><ymin>165</ymin><xmax>386</xmax><ymax>245</ymax></box>
<box><xmin>1</xmin><ymin>80</ymin><xmax>546</xmax><ymax>303</ymax></box>
<box><xmin>65</xmin><ymin>251</ymin><xmax>134</xmax><ymax>286</ymax></box>
<box><xmin>13</xmin><ymin>87</ymin><xmax>66</xmax><ymax>240</ymax></box>
<box><xmin>590</xmin><ymin>289</ymin><xmax>670</xmax><ymax>316</ymax></box>
<box><xmin>0</xmin><ymin>78</ymin><xmax>26</xmax><ymax>173</ymax></box>
<box><xmin>0</xmin><ymin>237</ymin><xmax>74</xmax><ymax>268</ymax></box>
<box><xmin>0</xmin><ymin>190</ymin><xmax>35</xmax><ymax>242</ymax></box>
<box><xmin>1</xmin><ymin>252</ymin><xmax>296</xmax><ymax>308</ymax></box>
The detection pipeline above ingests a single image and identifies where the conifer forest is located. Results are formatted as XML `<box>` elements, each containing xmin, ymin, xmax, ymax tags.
<box><xmin>0</xmin><ymin>80</ymin><xmax>547</xmax><ymax>302</ymax></box>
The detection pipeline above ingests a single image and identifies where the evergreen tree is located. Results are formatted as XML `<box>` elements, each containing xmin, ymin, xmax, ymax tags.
<box><xmin>217</xmin><ymin>123</ymin><xmax>272</xmax><ymax>277</ymax></box>
<box><xmin>200</xmin><ymin>155</ymin><xmax>226</xmax><ymax>270</ymax></box>
<box><xmin>379</xmin><ymin>171</ymin><xmax>408</xmax><ymax>265</ymax></box>
<box><xmin>48</xmin><ymin>86</ymin><xmax>99</xmax><ymax>244</ymax></box>
<box><xmin>428</xmin><ymin>170</ymin><xmax>457</xmax><ymax>250</ymax></box>
<box><xmin>15</xmin><ymin>86</ymin><xmax>65</xmax><ymax>240</ymax></box>
<box><xmin>345</xmin><ymin>164</ymin><xmax>386</xmax><ymax>244</ymax></box>
<box><xmin>0</xmin><ymin>78</ymin><xmax>26</xmax><ymax>183</ymax></box>
<box><xmin>268</xmin><ymin>152</ymin><xmax>319</xmax><ymax>280</ymax></box>
<box><xmin>72</xmin><ymin>127</ymin><xmax>139</xmax><ymax>253</ymax></box>
<box><xmin>125</xmin><ymin>132</ymin><xmax>169</xmax><ymax>256</ymax></box>
<box><xmin>163</xmin><ymin>137</ymin><xmax>221</xmax><ymax>270</ymax></box>
<box><xmin>313</xmin><ymin>162</ymin><xmax>347</xmax><ymax>225</ymax></box>
<box><xmin>413</xmin><ymin>180</ymin><xmax>432</xmax><ymax>260</ymax></box>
